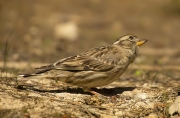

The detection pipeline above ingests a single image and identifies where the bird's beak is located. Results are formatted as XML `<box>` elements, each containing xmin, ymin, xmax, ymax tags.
<box><xmin>136</xmin><ymin>39</ymin><xmax>148</xmax><ymax>46</ymax></box>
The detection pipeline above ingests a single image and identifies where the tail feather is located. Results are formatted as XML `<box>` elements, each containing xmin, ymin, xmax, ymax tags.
<box><xmin>19</xmin><ymin>73</ymin><xmax>37</xmax><ymax>77</ymax></box>
<box><xmin>35</xmin><ymin>64</ymin><xmax>53</xmax><ymax>69</ymax></box>
<box><xmin>19</xmin><ymin>68</ymin><xmax>53</xmax><ymax>78</ymax></box>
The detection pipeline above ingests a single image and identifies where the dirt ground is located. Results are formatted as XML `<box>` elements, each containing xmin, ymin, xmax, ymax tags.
<box><xmin>0</xmin><ymin>0</ymin><xmax>180</xmax><ymax>117</ymax></box>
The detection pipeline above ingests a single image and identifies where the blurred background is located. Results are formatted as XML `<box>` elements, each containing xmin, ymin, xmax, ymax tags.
<box><xmin>0</xmin><ymin>0</ymin><xmax>180</xmax><ymax>70</ymax></box>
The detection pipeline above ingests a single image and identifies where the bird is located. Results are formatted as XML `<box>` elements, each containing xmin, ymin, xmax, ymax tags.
<box><xmin>19</xmin><ymin>34</ymin><xmax>148</xmax><ymax>93</ymax></box>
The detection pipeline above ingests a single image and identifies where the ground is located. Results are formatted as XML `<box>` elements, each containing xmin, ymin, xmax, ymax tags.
<box><xmin>0</xmin><ymin>0</ymin><xmax>180</xmax><ymax>117</ymax></box>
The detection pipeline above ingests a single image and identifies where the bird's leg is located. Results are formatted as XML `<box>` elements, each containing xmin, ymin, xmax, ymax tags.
<box><xmin>83</xmin><ymin>87</ymin><xmax>106</xmax><ymax>97</ymax></box>
<box><xmin>83</xmin><ymin>87</ymin><xmax>99</xmax><ymax>95</ymax></box>
<box><xmin>89</xmin><ymin>90</ymin><xmax>102</xmax><ymax>96</ymax></box>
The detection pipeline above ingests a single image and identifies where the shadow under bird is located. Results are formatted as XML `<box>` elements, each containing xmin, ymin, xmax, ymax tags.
<box><xmin>19</xmin><ymin>34</ymin><xmax>148</xmax><ymax>92</ymax></box>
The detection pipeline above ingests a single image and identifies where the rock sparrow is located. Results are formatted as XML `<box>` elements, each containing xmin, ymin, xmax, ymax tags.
<box><xmin>19</xmin><ymin>34</ymin><xmax>148</xmax><ymax>92</ymax></box>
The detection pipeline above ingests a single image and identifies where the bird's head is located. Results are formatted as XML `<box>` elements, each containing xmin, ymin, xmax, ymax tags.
<box><xmin>113</xmin><ymin>34</ymin><xmax>148</xmax><ymax>49</ymax></box>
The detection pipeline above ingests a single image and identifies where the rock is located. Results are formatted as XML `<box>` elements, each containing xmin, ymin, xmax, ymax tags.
<box><xmin>136</xmin><ymin>93</ymin><xmax>148</xmax><ymax>99</ymax></box>
<box><xmin>146</xmin><ymin>113</ymin><xmax>158</xmax><ymax>118</ymax></box>
<box><xmin>100</xmin><ymin>114</ymin><xmax>118</xmax><ymax>118</ymax></box>
<box><xmin>114</xmin><ymin>111</ymin><xmax>124</xmax><ymax>116</ymax></box>
<box><xmin>169</xmin><ymin>96</ymin><xmax>180</xmax><ymax>116</ymax></box>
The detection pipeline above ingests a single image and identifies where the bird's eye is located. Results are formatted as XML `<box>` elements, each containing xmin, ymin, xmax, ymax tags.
<box><xmin>129</xmin><ymin>36</ymin><xmax>134</xmax><ymax>40</ymax></box>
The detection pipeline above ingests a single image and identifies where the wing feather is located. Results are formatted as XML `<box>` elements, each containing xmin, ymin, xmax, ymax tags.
<box><xmin>35</xmin><ymin>45</ymin><xmax>122</xmax><ymax>72</ymax></box>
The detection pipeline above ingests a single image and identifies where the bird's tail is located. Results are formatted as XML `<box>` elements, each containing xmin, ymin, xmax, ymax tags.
<box><xmin>19</xmin><ymin>68</ymin><xmax>52</xmax><ymax>78</ymax></box>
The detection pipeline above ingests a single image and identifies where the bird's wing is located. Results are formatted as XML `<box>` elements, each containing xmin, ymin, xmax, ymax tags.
<box><xmin>36</xmin><ymin>45</ymin><xmax>122</xmax><ymax>72</ymax></box>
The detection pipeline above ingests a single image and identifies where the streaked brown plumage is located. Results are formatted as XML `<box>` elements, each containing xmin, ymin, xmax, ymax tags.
<box><xmin>19</xmin><ymin>34</ymin><xmax>148</xmax><ymax>92</ymax></box>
